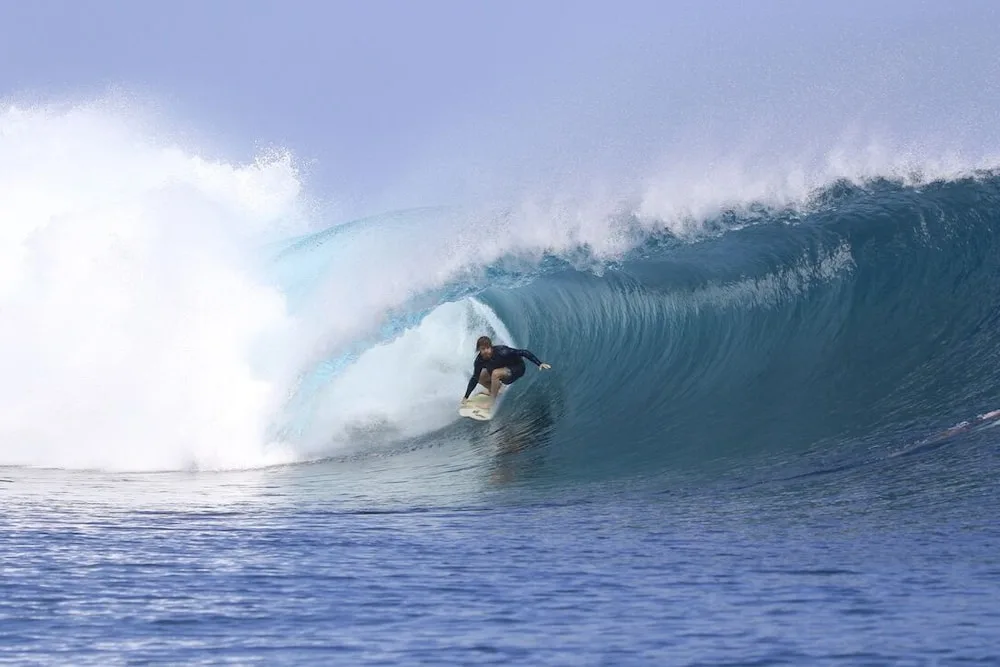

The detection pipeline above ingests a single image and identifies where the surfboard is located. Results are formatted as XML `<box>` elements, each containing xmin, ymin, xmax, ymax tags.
<box><xmin>459</xmin><ymin>393</ymin><xmax>495</xmax><ymax>421</ymax></box>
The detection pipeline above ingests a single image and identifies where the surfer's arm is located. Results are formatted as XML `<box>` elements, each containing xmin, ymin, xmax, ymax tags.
<box><xmin>463</xmin><ymin>359</ymin><xmax>483</xmax><ymax>400</ymax></box>
<box><xmin>514</xmin><ymin>348</ymin><xmax>544</xmax><ymax>366</ymax></box>
<box><xmin>463</xmin><ymin>376</ymin><xmax>477</xmax><ymax>400</ymax></box>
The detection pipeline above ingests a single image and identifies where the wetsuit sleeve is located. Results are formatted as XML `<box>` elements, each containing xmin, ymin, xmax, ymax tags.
<box><xmin>464</xmin><ymin>357</ymin><xmax>483</xmax><ymax>399</ymax></box>
<box><xmin>514</xmin><ymin>348</ymin><xmax>543</xmax><ymax>366</ymax></box>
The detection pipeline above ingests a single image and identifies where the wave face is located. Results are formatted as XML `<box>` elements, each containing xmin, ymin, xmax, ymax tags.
<box><xmin>275</xmin><ymin>174</ymin><xmax>1000</xmax><ymax>488</ymax></box>
<box><xmin>481</xmin><ymin>176</ymin><xmax>1000</xmax><ymax>481</ymax></box>
<box><xmin>3</xmin><ymin>101</ymin><xmax>1000</xmax><ymax>478</ymax></box>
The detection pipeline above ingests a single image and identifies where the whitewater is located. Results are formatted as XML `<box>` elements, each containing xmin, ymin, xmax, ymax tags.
<box><xmin>3</xmin><ymin>99</ymin><xmax>1000</xmax><ymax>664</ymax></box>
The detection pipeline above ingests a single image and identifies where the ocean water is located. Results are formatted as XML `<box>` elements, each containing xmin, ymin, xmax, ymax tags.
<box><xmin>2</xmin><ymin>103</ymin><xmax>1000</xmax><ymax>665</ymax></box>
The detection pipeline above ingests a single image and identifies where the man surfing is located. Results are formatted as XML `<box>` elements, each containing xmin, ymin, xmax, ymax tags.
<box><xmin>462</xmin><ymin>335</ymin><xmax>551</xmax><ymax>405</ymax></box>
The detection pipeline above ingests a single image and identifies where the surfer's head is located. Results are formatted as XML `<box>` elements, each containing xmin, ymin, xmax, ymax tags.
<box><xmin>476</xmin><ymin>335</ymin><xmax>493</xmax><ymax>358</ymax></box>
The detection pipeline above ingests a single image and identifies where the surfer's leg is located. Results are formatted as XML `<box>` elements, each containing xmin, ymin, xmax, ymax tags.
<box><xmin>477</xmin><ymin>369</ymin><xmax>492</xmax><ymax>393</ymax></box>
<box><xmin>503</xmin><ymin>362</ymin><xmax>526</xmax><ymax>385</ymax></box>
<box><xmin>489</xmin><ymin>368</ymin><xmax>511</xmax><ymax>400</ymax></box>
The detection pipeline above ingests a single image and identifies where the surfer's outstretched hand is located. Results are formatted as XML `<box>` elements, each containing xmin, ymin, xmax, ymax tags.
<box><xmin>540</xmin><ymin>363</ymin><xmax>552</xmax><ymax>370</ymax></box>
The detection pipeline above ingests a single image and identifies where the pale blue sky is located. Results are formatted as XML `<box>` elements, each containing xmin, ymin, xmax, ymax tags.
<box><xmin>2</xmin><ymin>1</ymin><xmax>998</xmax><ymax>216</ymax></box>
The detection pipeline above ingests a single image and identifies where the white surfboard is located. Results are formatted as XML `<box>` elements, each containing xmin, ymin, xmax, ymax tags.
<box><xmin>459</xmin><ymin>393</ymin><xmax>496</xmax><ymax>421</ymax></box>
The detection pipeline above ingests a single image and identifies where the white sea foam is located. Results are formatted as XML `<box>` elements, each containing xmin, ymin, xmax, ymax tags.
<box><xmin>0</xmin><ymin>101</ymin><xmax>304</xmax><ymax>471</ymax></box>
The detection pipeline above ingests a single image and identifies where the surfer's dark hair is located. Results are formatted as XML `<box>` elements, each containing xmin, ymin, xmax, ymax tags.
<box><xmin>476</xmin><ymin>336</ymin><xmax>492</xmax><ymax>350</ymax></box>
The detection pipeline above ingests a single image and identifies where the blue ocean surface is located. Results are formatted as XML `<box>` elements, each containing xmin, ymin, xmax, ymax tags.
<box><xmin>3</xmin><ymin>432</ymin><xmax>999</xmax><ymax>665</ymax></box>
<box><xmin>4</xmin><ymin>122</ymin><xmax>1000</xmax><ymax>663</ymax></box>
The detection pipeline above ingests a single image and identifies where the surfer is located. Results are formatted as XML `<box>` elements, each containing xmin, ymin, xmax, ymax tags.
<box><xmin>462</xmin><ymin>336</ymin><xmax>551</xmax><ymax>404</ymax></box>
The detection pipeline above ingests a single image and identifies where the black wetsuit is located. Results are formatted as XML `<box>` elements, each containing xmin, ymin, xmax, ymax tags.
<box><xmin>464</xmin><ymin>345</ymin><xmax>543</xmax><ymax>399</ymax></box>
